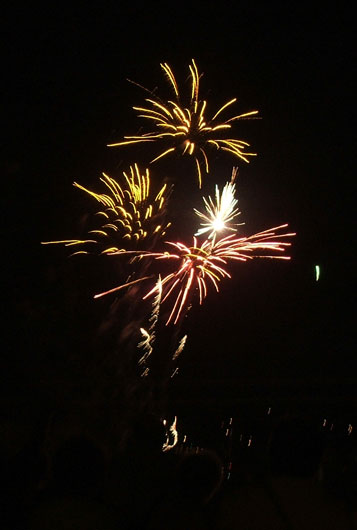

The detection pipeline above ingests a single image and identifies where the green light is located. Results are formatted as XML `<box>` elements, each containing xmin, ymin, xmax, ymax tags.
<box><xmin>315</xmin><ymin>265</ymin><xmax>320</xmax><ymax>281</ymax></box>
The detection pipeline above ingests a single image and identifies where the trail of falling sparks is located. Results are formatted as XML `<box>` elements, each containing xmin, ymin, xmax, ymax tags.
<box><xmin>94</xmin><ymin>225</ymin><xmax>295</xmax><ymax>325</ymax></box>
<box><xmin>162</xmin><ymin>416</ymin><xmax>178</xmax><ymax>452</ymax></box>
<box><xmin>137</xmin><ymin>277</ymin><xmax>163</xmax><ymax>375</ymax></box>
<box><xmin>41</xmin><ymin>164</ymin><xmax>171</xmax><ymax>255</ymax></box>
<box><xmin>172</xmin><ymin>335</ymin><xmax>187</xmax><ymax>361</ymax></box>
<box><xmin>108</xmin><ymin>60</ymin><xmax>258</xmax><ymax>187</ymax></box>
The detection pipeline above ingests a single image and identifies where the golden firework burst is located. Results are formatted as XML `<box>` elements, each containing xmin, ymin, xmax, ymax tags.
<box><xmin>42</xmin><ymin>164</ymin><xmax>171</xmax><ymax>255</ymax></box>
<box><xmin>108</xmin><ymin>60</ymin><xmax>258</xmax><ymax>187</ymax></box>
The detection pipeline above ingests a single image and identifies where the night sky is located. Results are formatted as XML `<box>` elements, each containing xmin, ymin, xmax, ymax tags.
<box><xmin>3</xmin><ymin>5</ymin><xmax>355</xmax><ymax>420</ymax></box>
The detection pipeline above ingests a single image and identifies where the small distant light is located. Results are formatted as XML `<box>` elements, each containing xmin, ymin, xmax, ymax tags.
<box><xmin>315</xmin><ymin>265</ymin><xmax>320</xmax><ymax>281</ymax></box>
<box><xmin>348</xmin><ymin>424</ymin><xmax>353</xmax><ymax>435</ymax></box>
<box><xmin>267</xmin><ymin>407</ymin><xmax>271</xmax><ymax>415</ymax></box>
<box><xmin>322</xmin><ymin>418</ymin><xmax>327</xmax><ymax>427</ymax></box>
<box><xmin>227</xmin><ymin>472</ymin><xmax>231</xmax><ymax>480</ymax></box>
<box><xmin>225</xmin><ymin>428</ymin><xmax>230</xmax><ymax>437</ymax></box>
<box><xmin>248</xmin><ymin>436</ymin><xmax>252</xmax><ymax>447</ymax></box>
<box><xmin>170</xmin><ymin>367</ymin><xmax>179</xmax><ymax>378</ymax></box>
<box><xmin>330</xmin><ymin>423</ymin><xmax>334</xmax><ymax>431</ymax></box>
<box><xmin>183</xmin><ymin>435</ymin><xmax>187</xmax><ymax>443</ymax></box>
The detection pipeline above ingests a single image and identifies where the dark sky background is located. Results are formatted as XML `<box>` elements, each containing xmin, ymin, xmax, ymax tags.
<box><xmin>2</xmin><ymin>4</ymin><xmax>355</xmax><ymax>420</ymax></box>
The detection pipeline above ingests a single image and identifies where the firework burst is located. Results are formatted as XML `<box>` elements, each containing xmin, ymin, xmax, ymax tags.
<box><xmin>108</xmin><ymin>60</ymin><xmax>258</xmax><ymax>187</ymax></box>
<box><xmin>41</xmin><ymin>164</ymin><xmax>171</xmax><ymax>255</ymax></box>
<box><xmin>95</xmin><ymin>224</ymin><xmax>295</xmax><ymax>325</ymax></box>
<box><xmin>194</xmin><ymin>168</ymin><xmax>242</xmax><ymax>239</ymax></box>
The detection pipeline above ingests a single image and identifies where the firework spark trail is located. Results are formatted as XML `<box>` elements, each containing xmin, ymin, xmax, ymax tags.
<box><xmin>172</xmin><ymin>334</ymin><xmax>187</xmax><ymax>361</ymax></box>
<box><xmin>162</xmin><ymin>416</ymin><xmax>178</xmax><ymax>452</ymax></box>
<box><xmin>108</xmin><ymin>60</ymin><xmax>258</xmax><ymax>187</ymax></box>
<box><xmin>94</xmin><ymin>225</ymin><xmax>295</xmax><ymax>325</ymax></box>
<box><xmin>137</xmin><ymin>277</ymin><xmax>163</xmax><ymax>375</ymax></box>
<box><xmin>170</xmin><ymin>333</ymin><xmax>188</xmax><ymax>378</ymax></box>
<box><xmin>93</xmin><ymin>276</ymin><xmax>152</xmax><ymax>299</ymax></box>
<box><xmin>41</xmin><ymin>164</ymin><xmax>171</xmax><ymax>255</ymax></box>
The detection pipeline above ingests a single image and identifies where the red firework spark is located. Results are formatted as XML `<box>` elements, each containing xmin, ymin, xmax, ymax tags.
<box><xmin>95</xmin><ymin>224</ymin><xmax>295</xmax><ymax>325</ymax></box>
